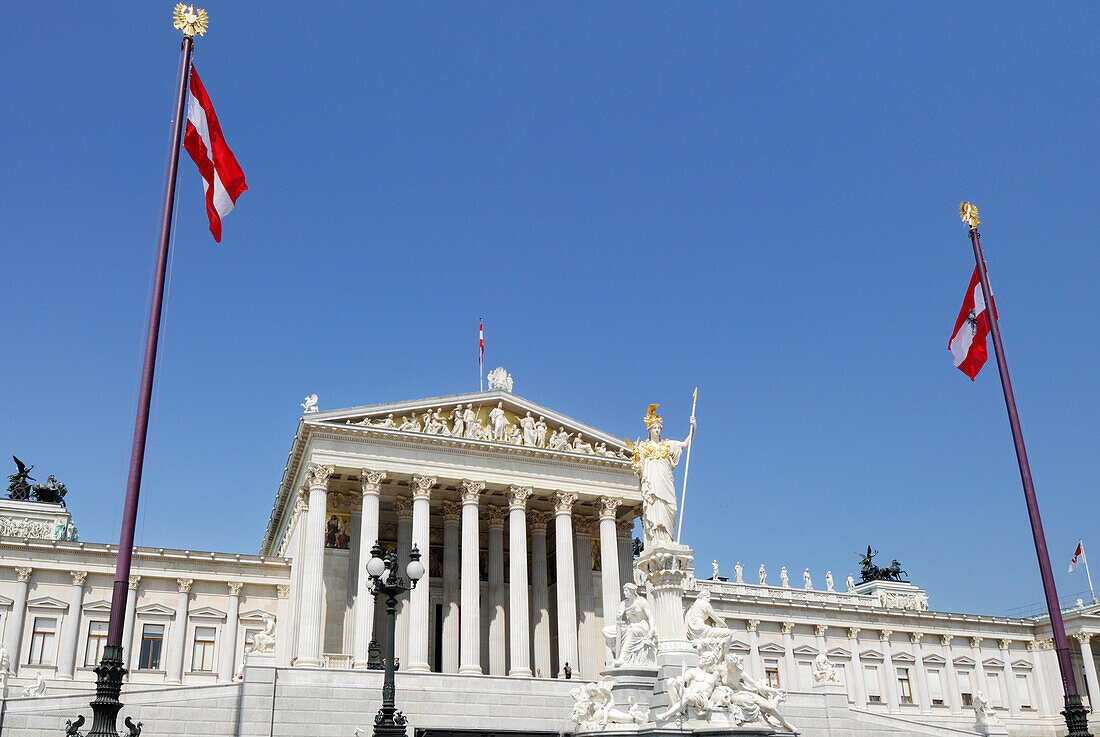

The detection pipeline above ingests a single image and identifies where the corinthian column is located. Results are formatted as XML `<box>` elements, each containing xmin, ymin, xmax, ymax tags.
<box><xmin>5</xmin><ymin>567</ymin><xmax>31</xmax><ymax>676</ymax></box>
<box><xmin>122</xmin><ymin>575</ymin><xmax>140</xmax><ymax>672</ymax></box>
<box><xmin>574</xmin><ymin>516</ymin><xmax>598</xmax><ymax>677</ymax></box>
<box><xmin>295</xmin><ymin>462</ymin><xmax>333</xmax><ymax>667</ymax></box>
<box><xmin>394</xmin><ymin>495</ymin><xmax>413</xmax><ymax>665</ymax></box>
<box><xmin>407</xmin><ymin>474</ymin><xmax>436</xmax><ymax>673</ymax></box>
<box><xmin>999</xmin><ymin>639</ymin><xmax>1020</xmax><ymax>715</ymax></box>
<box><xmin>616</xmin><ymin>517</ymin><xmax>634</xmax><ymax>592</ymax></box>
<box><xmin>166</xmin><ymin>578</ymin><xmax>193</xmax><ymax>683</ymax></box>
<box><xmin>553</xmin><ymin>491</ymin><xmax>579</xmax><ymax>677</ymax></box>
<box><xmin>487</xmin><ymin>505</ymin><xmax>507</xmax><ymax>675</ymax></box>
<box><xmin>507</xmin><ymin>486</ymin><xmax>533</xmax><ymax>677</ymax></box>
<box><xmin>782</xmin><ymin>622</ymin><xmax>797</xmax><ymax>689</ymax></box>
<box><xmin>597</xmin><ymin>496</ymin><xmax>621</xmax><ymax>665</ymax></box>
<box><xmin>56</xmin><ymin>570</ymin><xmax>88</xmax><ymax>679</ymax></box>
<box><xmin>354</xmin><ymin>469</ymin><xmax>386</xmax><ymax>668</ymax></box>
<box><xmin>1027</xmin><ymin>640</ymin><xmax>1052</xmax><ymax>715</ymax></box>
<box><xmin>529</xmin><ymin>510</ymin><xmax>553</xmax><ymax>678</ymax></box>
<box><xmin>942</xmin><ymin>635</ymin><xmax>962</xmax><ymax>715</ymax></box>
<box><xmin>747</xmin><ymin>619</ymin><xmax>762</xmax><ymax>680</ymax></box>
<box><xmin>459</xmin><ymin>480</ymin><xmax>485</xmax><ymax>674</ymax></box>
<box><xmin>440</xmin><ymin>501</ymin><xmax>461</xmax><ymax>673</ymax></box>
<box><xmin>848</xmin><ymin>628</ymin><xmax>866</xmax><ymax>707</ymax></box>
<box><xmin>220</xmin><ymin>582</ymin><xmax>243</xmax><ymax>681</ymax></box>
<box><xmin>970</xmin><ymin>636</ymin><xmax>990</xmax><ymax>697</ymax></box>
<box><xmin>880</xmin><ymin>630</ymin><xmax>899</xmax><ymax>710</ymax></box>
<box><xmin>910</xmin><ymin>632</ymin><xmax>930</xmax><ymax>714</ymax></box>
<box><xmin>1075</xmin><ymin>632</ymin><xmax>1100</xmax><ymax>714</ymax></box>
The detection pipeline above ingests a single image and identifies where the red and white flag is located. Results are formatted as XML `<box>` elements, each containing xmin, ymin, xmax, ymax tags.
<box><xmin>948</xmin><ymin>267</ymin><xmax>991</xmax><ymax>380</ymax></box>
<box><xmin>479</xmin><ymin>319</ymin><xmax>484</xmax><ymax>364</ymax></box>
<box><xmin>184</xmin><ymin>64</ymin><xmax>247</xmax><ymax>242</ymax></box>
<box><xmin>1070</xmin><ymin>540</ymin><xmax>1086</xmax><ymax>574</ymax></box>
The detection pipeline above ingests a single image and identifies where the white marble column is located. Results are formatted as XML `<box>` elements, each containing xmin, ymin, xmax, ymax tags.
<box><xmin>574</xmin><ymin>517</ymin><xmax>598</xmax><ymax>677</ymax></box>
<box><xmin>529</xmin><ymin>510</ymin><xmax>553</xmax><ymax>678</ymax></box>
<box><xmin>507</xmin><ymin>486</ymin><xmax>532</xmax><ymax>677</ymax></box>
<box><xmin>1027</xmin><ymin>640</ymin><xmax>1052</xmax><ymax>715</ymax></box>
<box><xmin>814</xmin><ymin>624</ymin><xmax>828</xmax><ymax>656</ymax></box>
<box><xmin>459</xmin><ymin>480</ymin><xmax>485</xmax><ymax>675</ymax></box>
<box><xmin>848</xmin><ymin>628</ymin><xmax>866</xmax><ymax>707</ymax></box>
<box><xmin>394</xmin><ymin>495</ymin><xmax>413</xmax><ymax>666</ymax></box>
<box><xmin>1075</xmin><ymin>632</ymin><xmax>1100</xmax><ymax>713</ymax></box>
<box><xmin>971</xmin><ymin>637</ymin><xmax>990</xmax><ymax>698</ymax></box>
<box><xmin>5</xmin><ymin>567</ymin><xmax>31</xmax><ymax>675</ymax></box>
<box><xmin>597</xmin><ymin>496</ymin><xmax>621</xmax><ymax>666</ymax></box>
<box><xmin>166</xmin><ymin>578</ymin><xmax>193</xmax><ymax>683</ymax></box>
<box><xmin>616</xmin><ymin>518</ymin><xmax>634</xmax><ymax>594</ymax></box>
<box><xmin>218</xmin><ymin>582</ymin><xmax>242</xmax><ymax>681</ymax></box>
<box><xmin>275</xmin><ymin>584</ymin><xmax>291</xmax><ymax>665</ymax></box>
<box><xmin>998</xmin><ymin>639</ymin><xmax>1020</xmax><ymax>715</ymax></box>
<box><xmin>122</xmin><ymin>575</ymin><xmax>140</xmax><ymax>672</ymax></box>
<box><xmin>942</xmin><ymin>635</ymin><xmax>963</xmax><ymax>715</ymax></box>
<box><xmin>406</xmin><ymin>474</ymin><xmax>436</xmax><ymax>673</ymax></box>
<box><xmin>354</xmin><ymin>469</ymin><xmax>386</xmax><ymax>668</ymax></box>
<box><xmin>781</xmin><ymin>622</ymin><xmax>797</xmax><ymax>689</ymax></box>
<box><xmin>487</xmin><ymin>505</ymin><xmax>507</xmax><ymax>675</ymax></box>
<box><xmin>747</xmin><ymin>619</ymin><xmax>763</xmax><ymax>680</ymax></box>
<box><xmin>440</xmin><ymin>501</ymin><xmax>461</xmax><ymax>673</ymax></box>
<box><xmin>553</xmin><ymin>492</ymin><xmax>579</xmax><ymax>677</ymax></box>
<box><xmin>881</xmin><ymin>630</ymin><xmax>900</xmax><ymax>710</ymax></box>
<box><xmin>911</xmin><ymin>633</ymin><xmax>931</xmax><ymax>713</ymax></box>
<box><xmin>56</xmin><ymin>570</ymin><xmax>88</xmax><ymax>679</ymax></box>
<box><xmin>295</xmin><ymin>462</ymin><xmax>334</xmax><ymax>667</ymax></box>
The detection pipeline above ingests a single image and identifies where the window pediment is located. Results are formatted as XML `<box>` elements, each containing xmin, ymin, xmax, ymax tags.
<box><xmin>758</xmin><ymin>642</ymin><xmax>785</xmax><ymax>655</ymax></box>
<box><xmin>136</xmin><ymin>603</ymin><xmax>176</xmax><ymax>617</ymax></box>
<box><xmin>952</xmin><ymin>655</ymin><xmax>975</xmax><ymax>667</ymax></box>
<box><xmin>82</xmin><ymin>600</ymin><xmax>112</xmax><ymax>613</ymax></box>
<box><xmin>827</xmin><ymin>646</ymin><xmax>851</xmax><ymax>659</ymax></box>
<box><xmin>893</xmin><ymin>651</ymin><xmax>917</xmax><ymax>664</ymax></box>
<box><xmin>860</xmin><ymin>649</ymin><xmax>884</xmax><ymax>662</ymax></box>
<box><xmin>792</xmin><ymin>644</ymin><xmax>818</xmax><ymax>657</ymax></box>
<box><xmin>188</xmin><ymin>606</ymin><xmax>227</xmax><ymax>621</ymax></box>
<box><xmin>922</xmin><ymin>653</ymin><xmax>947</xmax><ymax>666</ymax></box>
<box><xmin>27</xmin><ymin>596</ymin><xmax>68</xmax><ymax>610</ymax></box>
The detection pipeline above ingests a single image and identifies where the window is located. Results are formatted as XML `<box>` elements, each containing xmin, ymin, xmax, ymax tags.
<box><xmin>244</xmin><ymin>629</ymin><xmax>260</xmax><ymax>653</ymax></box>
<box><xmin>797</xmin><ymin>661</ymin><xmax>813</xmax><ymax>689</ymax></box>
<box><xmin>959</xmin><ymin>670</ymin><xmax>973</xmax><ymax>707</ymax></box>
<box><xmin>864</xmin><ymin>665</ymin><xmax>882</xmax><ymax>703</ymax></box>
<box><xmin>192</xmin><ymin>626</ymin><xmax>216</xmax><ymax>672</ymax></box>
<box><xmin>764</xmin><ymin>660</ymin><xmax>781</xmax><ymax>688</ymax></box>
<box><xmin>85</xmin><ymin>621</ymin><xmax>108</xmax><ymax>666</ymax></box>
<box><xmin>987</xmin><ymin>672</ymin><xmax>1003</xmax><ymax>707</ymax></box>
<box><xmin>139</xmin><ymin>624</ymin><xmax>165</xmax><ymax>670</ymax></box>
<box><xmin>928</xmin><ymin>668</ymin><xmax>945</xmax><ymax>706</ymax></box>
<box><xmin>1015</xmin><ymin>673</ymin><xmax>1031</xmax><ymax>708</ymax></box>
<box><xmin>29</xmin><ymin>617</ymin><xmax>57</xmax><ymax>665</ymax></box>
<box><xmin>897</xmin><ymin>667</ymin><xmax>914</xmax><ymax>704</ymax></box>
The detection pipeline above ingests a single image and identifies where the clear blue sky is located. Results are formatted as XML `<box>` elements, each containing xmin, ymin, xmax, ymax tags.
<box><xmin>3</xmin><ymin>3</ymin><xmax>1097</xmax><ymax>616</ymax></box>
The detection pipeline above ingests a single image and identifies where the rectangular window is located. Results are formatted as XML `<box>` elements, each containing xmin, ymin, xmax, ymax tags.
<box><xmin>84</xmin><ymin>621</ymin><xmax>108</xmax><ymax>666</ymax></box>
<box><xmin>897</xmin><ymin>667</ymin><xmax>914</xmax><ymax>704</ymax></box>
<box><xmin>1015</xmin><ymin>673</ymin><xmax>1031</xmax><ymax>708</ymax></box>
<box><xmin>797</xmin><ymin>661</ymin><xmax>813</xmax><ymax>689</ymax></box>
<box><xmin>864</xmin><ymin>665</ymin><xmax>882</xmax><ymax>702</ymax></box>
<box><xmin>987</xmin><ymin>671</ymin><xmax>1003</xmax><ymax>707</ymax></box>
<box><xmin>959</xmin><ymin>670</ymin><xmax>973</xmax><ymax>707</ymax></box>
<box><xmin>764</xmin><ymin>660</ymin><xmax>781</xmax><ymax>688</ymax></box>
<box><xmin>928</xmin><ymin>668</ymin><xmax>945</xmax><ymax>705</ymax></box>
<box><xmin>29</xmin><ymin>617</ymin><xmax>58</xmax><ymax>665</ymax></box>
<box><xmin>192</xmin><ymin>626</ymin><xmax>216</xmax><ymax>672</ymax></box>
<box><xmin>139</xmin><ymin>624</ymin><xmax>165</xmax><ymax>670</ymax></box>
<box><xmin>244</xmin><ymin>629</ymin><xmax>259</xmax><ymax>653</ymax></box>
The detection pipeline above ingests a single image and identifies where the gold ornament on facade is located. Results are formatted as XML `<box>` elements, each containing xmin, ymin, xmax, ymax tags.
<box><xmin>644</xmin><ymin>404</ymin><xmax>663</xmax><ymax>429</ymax></box>
<box><xmin>173</xmin><ymin>4</ymin><xmax>209</xmax><ymax>38</ymax></box>
<box><xmin>960</xmin><ymin>201</ymin><xmax>980</xmax><ymax>229</ymax></box>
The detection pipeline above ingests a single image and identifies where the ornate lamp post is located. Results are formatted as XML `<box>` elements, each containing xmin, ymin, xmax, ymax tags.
<box><xmin>365</xmin><ymin>542</ymin><xmax>424</xmax><ymax>737</ymax></box>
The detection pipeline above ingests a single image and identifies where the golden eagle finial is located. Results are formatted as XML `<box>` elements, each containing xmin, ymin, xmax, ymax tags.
<box><xmin>173</xmin><ymin>4</ymin><xmax>209</xmax><ymax>38</ymax></box>
<box><xmin>960</xmin><ymin>202</ymin><xmax>980</xmax><ymax>229</ymax></box>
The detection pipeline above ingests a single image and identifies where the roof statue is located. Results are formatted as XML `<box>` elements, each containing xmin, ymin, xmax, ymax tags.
<box><xmin>856</xmin><ymin>545</ymin><xmax>908</xmax><ymax>582</ymax></box>
<box><xmin>8</xmin><ymin>456</ymin><xmax>34</xmax><ymax>500</ymax></box>
<box><xmin>486</xmin><ymin>367</ymin><xmax>513</xmax><ymax>392</ymax></box>
<box><xmin>301</xmin><ymin>394</ymin><xmax>319</xmax><ymax>414</ymax></box>
<box><xmin>8</xmin><ymin>457</ymin><xmax>68</xmax><ymax>506</ymax></box>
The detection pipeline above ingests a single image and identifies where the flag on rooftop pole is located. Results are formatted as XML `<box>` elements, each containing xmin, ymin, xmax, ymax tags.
<box><xmin>948</xmin><ymin>267</ymin><xmax>991</xmax><ymax>380</ymax></box>
<box><xmin>1069</xmin><ymin>540</ymin><xmax>1085</xmax><ymax>573</ymax></box>
<box><xmin>183</xmin><ymin>64</ymin><xmax>248</xmax><ymax>242</ymax></box>
<box><xmin>479</xmin><ymin>319</ymin><xmax>484</xmax><ymax>391</ymax></box>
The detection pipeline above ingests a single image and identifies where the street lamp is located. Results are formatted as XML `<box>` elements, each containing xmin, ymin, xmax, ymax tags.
<box><xmin>366</xmin><ymin>541</ymin><xmax>424</xmax><ymax>737</ymax></box>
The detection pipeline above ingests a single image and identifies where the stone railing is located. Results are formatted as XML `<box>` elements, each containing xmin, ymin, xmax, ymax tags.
<box><xmin>321</xmin><ymin>653</ymin><xmax>354</xmax><ymax>669</ymax></box>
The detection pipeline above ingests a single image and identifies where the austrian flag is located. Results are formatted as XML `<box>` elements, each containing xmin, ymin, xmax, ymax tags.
<box><xmin>948</xmin><ymin>267</ymin><xmax>992</xmax><ymax>380</ymax></box>
<box><xmin>183</xmin><ymin>64</ymin><xmax>247</xmax><ymax>242</ymax></box>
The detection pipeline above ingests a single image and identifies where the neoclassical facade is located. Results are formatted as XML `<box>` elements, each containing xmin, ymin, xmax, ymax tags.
<box><xmin>0</xmin><ymin>387</ymin><xmax>1097</xmax><ymax>737</ymax></box>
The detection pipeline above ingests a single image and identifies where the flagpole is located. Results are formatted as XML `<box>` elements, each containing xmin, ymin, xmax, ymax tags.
<box><xmin>80</xmin><ymin>13</ymin><xmax>202</xmax><ymax>737</ymax></box>
<box><xmin>675</xmin><ymin>387</ymin><xmax>697</xmax><ymax>544</ymax></box>
<box><xmin>962</xmin><ymin>204</ymin><xmax>1091</xmax><ymax>737</ymax></box>
<box><xmin>1083</xmin><ymin>541</ymin><xmax>1097</xmax><ymax>604</ymax></box>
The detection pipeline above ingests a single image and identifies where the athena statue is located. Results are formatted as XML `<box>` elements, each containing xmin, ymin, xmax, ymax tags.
<box><xmin>628</xmin><ymin>404</ymin><xmax>695</xmax><ymax>549</ymax></box>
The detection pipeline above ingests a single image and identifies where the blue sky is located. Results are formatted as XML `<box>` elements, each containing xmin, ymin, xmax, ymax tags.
<box><xmin>3</xmin><ymin>3</ymin><xmax>1098</xmax><ymax>616</ymax></box>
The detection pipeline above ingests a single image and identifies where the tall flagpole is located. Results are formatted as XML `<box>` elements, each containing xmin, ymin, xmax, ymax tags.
<box><xmin>1082</xmin><ymin>541</ymin><xmax>1097</xmax><ymax>604</ymax></box>
<box><xmin>674</xmin><ymin>387</ymin><xmax>697</xmax><ymax>544</ymax></box>
<box><xmin>80</xmin><ymin>9</ymin><xmax>206</xmax><ymax>737</ymax></box>
<box><xmin>960</xmin><ymin>203</ymin><xmax>1091</xmax><ymax>737</ymax></box>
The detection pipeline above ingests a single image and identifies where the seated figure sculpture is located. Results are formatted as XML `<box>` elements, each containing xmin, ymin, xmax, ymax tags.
<box><xmin>717</xmin><ymin>653</ymin><xmax>797</xmax><ymax>732</ymax></box>
<box><xmin>684</xmin><ymin>588</ymin><xmax>734</xmax><ymax>652</ymax></box>
<box><xmin>811</xmin><ymin>652</ymin><xmax>840</xmax><ymax>684</ymax></box>
<box><xmin>658</xmin><ymin>649</ymin><xmax>723</xmax><ymax>721</ymax></box>
<box><xmin>601</xmin><ymin>583</ymin><xmax>656</xmax><ymax>666</ymax></box>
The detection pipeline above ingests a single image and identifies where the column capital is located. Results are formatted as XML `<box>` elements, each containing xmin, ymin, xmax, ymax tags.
<box><xmin>847</xmin><ymin>627</ymin><xmax>861</xmax><ymax>639</ymax></box>
<box><xmin>574</xmin><ymin>516</ymin><xmax>596</xmax><ymax>537</ymax></box>
<box><xmin>360</xmin><ymin>469</ymin><xmax>387</xmax><ymax>494</ymax></box>
<box><xmin>487</xmin><ymin>506</ymin><xmax>507</xmax><ymax>529</ymax></box>
<box><xmin>411</xmin><ymin>474</ymin><xmax>437</xmax><ymax>501</ymax></box>
<box><xmin>815</xmin><ymin>624</ymin><xmax>828</xmax><ymax>637</ymax></box>
<box><xmin>999</xmin><ymin>638</ymin><xmax>1012</xmax><ymax>651</ymax></box>
<box><xmin>781</xmin><ymin>621</ymin><xmax>794</xmax><ymax>635</ymax></box>
<box><xmin>879</xmin><ymin>630</ymin><xmax>893</xmax><ymax>641</ymax></box>
<box><xmin>597</xmin><ymin>496</ymin><xmax>621</xmax><ymax>520</ymax></box>
<box><xmin>746</xmin><ymin>619</ymin><xmax>760</xmax><ymax>632</ymax></box>
<box><xmin>305</xmin><ymin>462</ymin><xmax>335</xmax><ymax>490</ymax></box>
<box><xmin>910</xmin><ymin>632</ymin><xmax>924</xmax><ymax>644</ymax></box>
<box><xmin>441</xmin><ymin>501</ymin><xmax>462</xmax><ymax>525</ymax></box>
<box><xmin>969</xmin><ymin>636</ymin><xmax>983</xmax><ymax>648</ymax></box>
<box><xmin>71</xmin><ymin>570</ymin><xmax>88</xmax><ymax>586</ymax></box>
<box><xmin>615</xmin><ymin>517</ymin><xmax>634</xmax><ymax>538</ymax></box>
<box><xmin>277</xmin><ymin>584</ymin><xmax>291</xmax><ymax>599</ymax></box>
<box><xmin>128</xmin><ymin>575</ymin><xmax>141</xmax><ymax>591</ymax></box>
<box><xmin>553</xmin><ymin>491</ymin><xmax>578</xmax><ymax>515</ymax></box>
<box><xmin>941</xmin><ymin>634</ymin><xmax>954</xmax><ymax>647</ymax></box>
<box><xmin>507</xmin><ymin>485</ymin><xmax>533</xmax><ymax>510</ymax></box>
<box><xmin>228</xmin><ymin>582</ymin><xmax>244</xmax><ymax>597</ymax></box>
<box><xmin>177</xmin><ymin>578</ymin><xmax>194</xmax><ymax>594</ymax></box>
<box><xmin>15</xmin><ymin>567</ymin><xmax>32</xmax><ymax>582</ymax></box>
<box><xmin>395</xmin><ymin>496</ymin><xmax>414</xmax><ymax>521</ymax></box>
<box><xmin>529</xmin><ymin>509</ymin><xmax>554</xmax><ymax>529</ymax></box>
<box><xmin>460</xmin><ymin>479</ymin><xmax>485</xmax><ymax>504</ymax></box>
<box><xmin>1073</xmin><ymin>631</ymin><xmax>1093</xmax><ymax>645</ymax></box>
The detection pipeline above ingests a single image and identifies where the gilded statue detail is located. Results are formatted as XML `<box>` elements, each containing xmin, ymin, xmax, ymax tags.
<box><xmin>627</xmin><ymin>404</ymin><xmax>695</xmax><ymax>549</ymax></box>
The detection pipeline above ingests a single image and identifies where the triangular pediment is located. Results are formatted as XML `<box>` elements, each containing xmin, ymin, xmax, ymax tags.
<box><xmin>313</xmin><ymin>390</ymin><xmax>633</xmax><ymax>459</ymax></box>
<box><xmin>922</xmin><ymin>653</ymin><xmax>947</xmax><ymax>666</ymax></box>
<box><xmin>137</xmin><ymin>603</ymin><xmax>177</xmax><ymax>616</ymax></box>
<box><xmin>0</xmin><ymin>594</ymin><xmax>13</xmax><ymax>608</ymax></box>
<box><xmin>860</xmin><ymin>649</ymin><xmax>883</xmax><ymax>662</ymax></box>
<box><xmin>1011</xmin><ymin>659</ymin><xmax>1033</xmax><ymax>670</ymax></box>
<box><xmin>982</xmin><ymin>656</ymin><xmax>1004</xmax><ymax>668</ymax></box>
<box><xmin>189</xmin><ymin>606</ymin><xmax>227</xmax><ymax>620</ymax></box>
<box><xmin>827</xmin><ymin>646</ymin><xmax>851</xmax><ymax>659</ymax></box>
<box><xmin>240</xmin><ymin>609</ymin><xmax>273</xmax><ymax>622</ymax></box>
<box><xmin>729</xmin><ymin>639</ymin><xmax>750</xmax><ymax>652</ymax></box>
<box><xmin>759</xmin><ymin>642</ymin><xmax>785</xmax><ymax>655</ymax></box>
<box><xmin>952</xmin><ymin>655</ymin><xmax>975</xmax><ymax>667</ymax></box>
<box><xmin>27</xmin><ymin>596</ymin><xmax>68</xmax><ymax>609</ymax></box>
<box><xmin>893</xmin><ymin>652</ymin><xmax>916</xmax><ymax>664</ymax></box>
<box><xmin>792</xmin><ymin>644</ymin><xmax>819</xmax><ymax>657</ymax></box>
<box><xmin>82</xmin><ymin>599</ymin><xmax>112</xmax><ymax>613</ymax></box>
